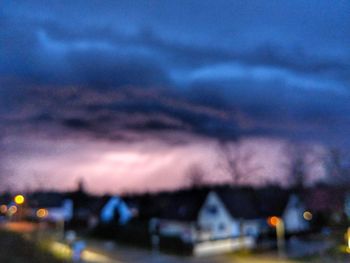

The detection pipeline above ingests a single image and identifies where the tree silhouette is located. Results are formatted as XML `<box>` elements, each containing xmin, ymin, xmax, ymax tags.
<box><xmin>284</xmin><ymin>143</ymin><xmax>322</xmax><ymax>188</ymax></box>
<box><xmin>186</xmin><ymin>164</ymin><xmax>206</xmax><ymax>188</ymax></box>
<box><xmin>323</xmin><ymin>147</ymin><xmax>350</xmax><ymax>185</ymax></box>
<box><xmin>218</xmin><ymin>140</ymin><xmax>263</xmax><ymax>185</ymax></box>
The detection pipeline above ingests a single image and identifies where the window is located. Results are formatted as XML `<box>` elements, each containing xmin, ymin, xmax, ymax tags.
<box><xmin>218</xmin><ymin>223</ymin><xmax>226</xmax><ymax>231</ymax></box>
<box><xmin>205</xmin><ymin>205</ymin><xmax>218</xmax><ymax>215</ymax></box>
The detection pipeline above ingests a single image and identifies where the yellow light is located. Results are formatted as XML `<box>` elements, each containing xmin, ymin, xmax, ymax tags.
<box><xmin>14</xmin><ymin>195</ymin><xmax>25</xmax><ymax>205</ymax></box>
<box><xmin>49</xmin><ymin>241</ymin><xmax>111</xmax><ymax>262</ymax></box>
<box><xmin>8</xmin><ymin>205</ymin><xmax>17</xmax><ymax>215</ymax></box>
<box><xmin>36</xmin><ymin>208</ymin><xmax>48</xmax><ymax>218</ymax></box>
<box><xmin>0</xmin><ymin>205</ymin><xmax>7</xmax><ymax>213</ymax></box>
<box><xmin>303</xmin><ymin>211</ymin><xmax>313</xmax><ymax>221</ymax></box>
<box><xmin>346</xmin><ymin>247</ymin><xmax>350</xmax><ymax>254</ymax></box>
<box><xmin>267</xmin><ymin>216</ymin><xmax>280</xmax><ymax>227</ymax></box>
<box><xmin>82</xmin><ymin>250</ymin><xmax>110</xmax><ymax>262</ymax></box>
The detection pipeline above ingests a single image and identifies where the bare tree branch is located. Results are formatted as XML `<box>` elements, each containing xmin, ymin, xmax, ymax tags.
<box><xmin>218</xmin><ymin>140</ymin><xmax>263</xmax><ymax>185</ymax></box>
<box><xmin>283</xmin><ymin>143</ymin><xmax>323</xmax><ymax>188</ymax></box>
<box><xmin>323</xmin><ymin>147</ymin><xmax>350</xmax><ymax>185</ymax></box>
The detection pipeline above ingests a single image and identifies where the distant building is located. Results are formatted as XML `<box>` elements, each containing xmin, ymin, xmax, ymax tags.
<box><xmin>28</xmin><ymin>192</ymin><xmax>73</xmax><ymax>222</ymax></box>
<box><xmin>66</xmin><ymin>188</ymin><xmax>110</xmax><ymax>229</ymax></box>
<box><xmin>282</xmin><ymin>194</ymin><xmax>309</xmax><ymax>232</ymax></box>
<box><xmin>195</xmin><ymin>189</ymin><xmax>260</xmax><ymax>255</ymax></box>
<box><xmin>93</xmin><ymin>185</ymin><xmax>311</xmax><ymax>255</ymax></box>
<box><xmin>100</xmin><ymin>195</ymin><xmax>132</xmax><ymax>225</ymax></box>
<box><xmin>256</xmin><ymin>187</ymin><xmax>309</xmax><ymax>234</ymax></box>
<box><xmin>121</xmin><ymin>186</ymin><xmax>306</xmax><ymax>255</ymax></box>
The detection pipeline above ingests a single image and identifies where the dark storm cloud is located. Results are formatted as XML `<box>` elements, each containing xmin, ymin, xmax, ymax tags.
<box><xmin>0</xmin><ymin>14</ymin><xmax>169</xmax><ymax>87</ymax></box>
<box><xmin>189</xmin><ymin>72</ymin><xmax>350</xmax><ymax>139</ymax></box>
<box><xmin>1</xmin><ymin>0</ymin><xmax>350</xmax><ymax>144</ymax></box>
<box><xmin>2</xmin><ymin>0</ymin><xmax>349</xmax><ymax>85</ymax></box>
<box><xmin>0</xmin><ymin>86</ymin><xmax>235</xmax><ymax>141</ymax></box>
<box><xmin>41</xmin><ymin>22</ymin><xmax>350</xmax><ymax>76</ymax></box>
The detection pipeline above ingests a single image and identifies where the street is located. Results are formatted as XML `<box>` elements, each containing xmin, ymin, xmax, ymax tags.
<box><xmin>40</xmin><ymin>232</ymin><xmax>350</xmax><ymax>263</ymax></box>
<box><xmin>2</xmin><ymin>222</ymin><xmax>350</xmax><ymax>263</ymax></box>
<box><xmin>72</xmin><ymin>239</ymin><xmax>298</xmax><ymax>263</ymax></box>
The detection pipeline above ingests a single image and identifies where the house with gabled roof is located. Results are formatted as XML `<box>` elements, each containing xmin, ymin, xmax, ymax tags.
<box><xmin>197</xmin><ymin>187</ymin><xmax>261</xmax><ymax>239</ymax></box>
<box><xmin>141</xmin><ymin>187</ymin><xmax>262</xmax><ymax>254</ymax></box>
<box><xmin>28</xmin><ymin>192</ymin><xmax>73</xmax><ymax>222</ymax></box>
<box><xmin>100</xmin><ymin>195</ymin><xmax>133</xmax><ymax>225</ymax></box>
<box><xmin>256</xmin><ymin>186</ymin><xmax>309</xmax><ymax>234</ymax></box>
<box><xmin>97</xmin><ymin>185</ymin><xmax>310</xmax><ymax>255</ymax></box>
<box><xmin>194</xmin><ymin>188</ymin><xmax>261</xmax><ymax>255</ymax></box>
<box><xmin>147</xmin><ymin>188</ymin><xmax>208</xmax><ymax>244</ymax></box>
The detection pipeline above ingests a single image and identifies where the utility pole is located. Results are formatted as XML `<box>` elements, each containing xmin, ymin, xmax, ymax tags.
<box><xmin>268</xmin><ymin>216</ymin><xmax>285</xmax><ymax>258</ymax></box>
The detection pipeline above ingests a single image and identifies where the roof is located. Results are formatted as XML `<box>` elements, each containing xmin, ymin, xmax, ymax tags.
<box><xmin>65</xmin><ymin>190</ymin><xmax>110</xmax><ymax>220</ymax></box>
<box><xmin>25</xmin><ymin>190</ymin><xmax>109</xmax><ymax>218</ymax></box>
<box><xmin>122</xmin><ymin>185</ymin><xmax>299</xmax><ymax>222</ymax></box>
<box><xmin>255</xmin><ymin>186</ymin><xmax>291</xmax><ymax>217</ymax></box>
<box><xmin>215</xmin><ymin>187</ymin><xmax>260</xmax><ymax>220</ymax></box>
<box><xmin>90</xmin><ymin>195</ymin><xmax>112</xmax><ymax>215</ymax></box>
<box><xmin>156</xmin><ymin>189</ymin><xmax>209</xmax><ymax>221</ymax></box>
<box><xmin>125</xmin><ymin>188</ymin><xmax>209</xmax><ymax>222</ymax></box>
<box><xmin>26</xmin><ymin>185</ymin><xmax>302</xmax><ymax>222</ymax></box>
<box><xmin>65</xmin><ymin>190</ymin><xmax>92</xmax><ymax>208</ymax></box>
<box><xmin>28</xmin><ymin>192</ymin><xmax>65</xmax><ymax>208</ymax></box>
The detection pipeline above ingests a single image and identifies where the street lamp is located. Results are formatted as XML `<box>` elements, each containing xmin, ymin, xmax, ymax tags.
<box><xmin>36</xmin><ymin>208</ymin><xmax>49</xmax><ymax>241</ymax></box>
<box><xmin>346</xmin><ymin>227</ymin><xmax>350</xmax><ymax>253</ymax></box>
<box><xmin>14</xmin><ymin>195</ymin><xmax>25</xmax><ymax>205</ymax></box>
<box><xmin>13</xmin><ymin>195</ymin><xmax>26</xmax><ymax>220</ymax></box>
<box><xmin>8</xmin><ymin>206</ymin><xmax>18</xmax><ymax>216</ymax></box>
<box><xmin>0</xmin><ymin>205</ymin><xmax>8</xmax><ymax>214</ymax></box>
<box><xmin>303</xmin><ymin>211</ymin><xmax>312</xmax><ymax>221</ymax></box>
<box><xmin>267</xmin><ymin>216</ymin><xmax>285</xmax><ymax>258</ymax></box>
<box><xmin>36</xmin><ymin>208</ymin><xmax>49</xmax><ymax>219</ymax></box>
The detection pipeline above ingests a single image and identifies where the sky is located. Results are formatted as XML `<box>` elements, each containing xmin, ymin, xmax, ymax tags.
<box><xmin>1</xmin><ymin>0</ymin><xmax>349</xmax><ymax>193</ymax></box>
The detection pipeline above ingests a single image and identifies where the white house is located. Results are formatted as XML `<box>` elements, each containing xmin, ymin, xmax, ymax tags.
<box><xmin>149</xmin><ymin>188</ymin><xmax>261</xmax><ymax>255</ymax></box>
<box><xmin>194</xmin><ymin>189</ymin><xmax>261</xmax><ymax>255</ymax></box>
<box><xmin>28</xmin><ymin>192</ymin><xmax>73</xmax><ymax>222</ymax></box>
<box><xmin>143</xmin><ymin>187</ymin><xmax>310</xmax><ymax>256</ymax></box>
<box><xmin>43</xmin><ymin>199</ymin><xmax>73</xmax><ymax>222</ymax></box>
<box><xmin>282</xmin><ymin>194</ymin><xmax>309</xmax><ymax>233</ymax></box>
<box><xmin>197</xmin><ymin>190</ymin><xmax>261</xmax><ymax>240</ymax></box>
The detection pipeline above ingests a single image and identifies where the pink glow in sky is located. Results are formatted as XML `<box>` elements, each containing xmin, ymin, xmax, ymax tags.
<box><xmin>1</xmin><ymin>132</ymin><xmax>326</xmax><ymax>194</ymax></box>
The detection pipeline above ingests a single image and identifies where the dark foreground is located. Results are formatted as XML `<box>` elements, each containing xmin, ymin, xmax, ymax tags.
<box><xmin>1</xmin><ymin>227</ymin><xmax>350</xmax><ymax>263</ymax></box>
<box><xmin>0</xmin><ymin>230</ymin><xmax>68</xmax><ymax>263</ymax></box>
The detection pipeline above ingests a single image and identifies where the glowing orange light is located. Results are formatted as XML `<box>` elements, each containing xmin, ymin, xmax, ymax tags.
<box><xmin>14</xmin><ymin>195</ymin><xmax>25</xmax><ymax>205</ymax></box>
<box><xmin>303</xmin><ymin>211</ymin><xmax>312</xmax><ymax>221</ymax></box>
<box><xmin>0</xmin><ymin>205</ymin><xmax>7</xmax><ymax>213</ymax></box>
<box><xmin>267</xmin><ymin>216</ymin><xmax>280</xmax><ymax>227</ymax></box>
<box><xmin>8</xmin><ymin>205</ymin><xmax>17</xmax><ymax>215</ymax></box>
<box><xmin>36</xmin><ymin>208</ymin><xmax>48</xmax><ymax>218</ymax></box>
